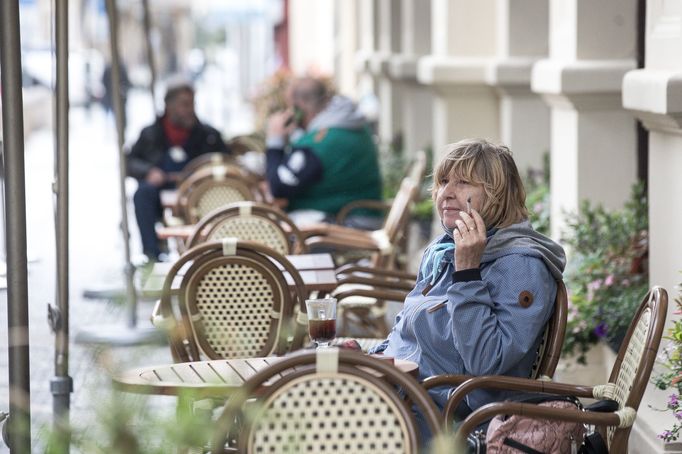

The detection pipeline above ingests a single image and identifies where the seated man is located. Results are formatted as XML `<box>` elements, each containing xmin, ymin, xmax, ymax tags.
<box><xmin>127</xmin><ymin>77</ymin><xmax>229</xmax><ymax>261</ymax></box>
<box><xmin>265</xmin><ymin>77</ymin><xmax>382</xmax><ymax>229</ymax></box>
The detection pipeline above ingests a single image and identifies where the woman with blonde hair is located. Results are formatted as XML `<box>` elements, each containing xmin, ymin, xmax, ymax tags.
<box><xmin>370</xmin><ymin>138</ymin><xmax>566</xmax><ymax>430</ymax></box>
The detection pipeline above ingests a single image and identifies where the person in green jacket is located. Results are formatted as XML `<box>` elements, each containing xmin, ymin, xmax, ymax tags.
<box><xmin>265</xmin><ymin>77</ymin><xmax>382</xmax><ymax>229</ymax></box>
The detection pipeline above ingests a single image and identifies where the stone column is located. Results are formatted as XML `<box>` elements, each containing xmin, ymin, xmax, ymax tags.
<box><xmin>418</xmin><ymin>0</ymin><xmax>501</xmax><ymax>164</ymax></box>
<box><xmin>355</xmin><ymin>0</ymin><xmax>380</xmax><ymax>124</ymax></box>
<box><xmin>289</xmin><ymin>0</ymin><xmax>335</xmax><ymax>75</ymax></box>
<box><xmin>370</xmin><ymin>0</ymin><xmax>404</xmax><ymax>147</ymax></box>
<box><xmin>334</xmin><ymin>0</ymin><xmax>359</xmax><ymax>99</ymax></box>
<box><xmin>532</xmin><ymin>0</ymin><xmax>638</xmax><ymax>239</ymax></box>
<box><xmin>622</xmin><ymin>1</ymin><xmax>682</xmax><ymax>451</ymax></box>
<box><xmin>389</xmin><ymin>0</ymin><xmax>433</xmax><ymax>156</ymax></box>
<box><xmin>486</xmin><ymin>0</ymin><xmax>550</xmax><ymax>174</ymax></box>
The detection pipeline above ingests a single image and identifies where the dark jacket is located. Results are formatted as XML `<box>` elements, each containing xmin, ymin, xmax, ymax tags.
<box><xmin>126</xmin><ymin>116</ymin><xmax>229</xmax><ymax>180</ymax></box>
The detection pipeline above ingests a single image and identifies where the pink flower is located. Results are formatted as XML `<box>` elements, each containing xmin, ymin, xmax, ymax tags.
<box><xmin>604</xmin><ymin>274</ymin><xmax>615</xmax><ymax>287</ymax></box>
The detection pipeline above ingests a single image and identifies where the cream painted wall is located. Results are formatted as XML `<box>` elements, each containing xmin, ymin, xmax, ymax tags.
<box><xmin>289</xmin><ymin>0</ymin><xmax>335</xmax><ymax>75</ymax></box>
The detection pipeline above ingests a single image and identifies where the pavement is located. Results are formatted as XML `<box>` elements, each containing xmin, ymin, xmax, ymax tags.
<box><xmin>0</xmin><ymin>89</ymin><xmax>211</xmax><ymax>452</ymax></box>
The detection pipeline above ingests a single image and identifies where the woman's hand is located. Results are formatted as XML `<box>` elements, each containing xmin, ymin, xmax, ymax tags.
<box><xmin>453</xmin><ymin>209</ymin><xmax>487</xmax><ymax>271</ymax></box>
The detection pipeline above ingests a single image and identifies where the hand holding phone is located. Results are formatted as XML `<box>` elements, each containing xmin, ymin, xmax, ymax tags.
<box><xmin>285</xmin><ymin>106</ymin><xmax>304</xmax><ymax>127</ymax></box>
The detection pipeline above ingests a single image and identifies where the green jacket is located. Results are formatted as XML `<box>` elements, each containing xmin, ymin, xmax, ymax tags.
<box><xmin>287</xmin><ymin>125</ymin><xmax>382</xmax><ymax>214</ymax></box>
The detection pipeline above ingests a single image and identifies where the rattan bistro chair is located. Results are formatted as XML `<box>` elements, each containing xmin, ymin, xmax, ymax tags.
<box><xmin>185</xmin><ymin>201</ymin><xmax>307</xmax><ymax>254</ymax></box>
<box><xmin>151</xmin><ymin>239</ymin><xmax>308</xmax><ymax>362</ymax></box>
<box><xmin>449</xmin><ymin>286</ymin><xmax>667</xmax><ymax>453</ymax></box>
<box><xmin>178</xmin><ymin>152</ymin><xmax>235</xmax><ymax>182</ymax></box>
<box><xmin>174</xmin><ymin>165</ymin><xmax>264</xmax><ymax>224</ymax></box>
<box><xmin>210</xmin><ymin>349</ymin><xmax>443</xmax><ymax>454</ymax></box>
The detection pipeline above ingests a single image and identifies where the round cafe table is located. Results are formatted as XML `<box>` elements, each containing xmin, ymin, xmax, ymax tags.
<box><xmin>113</xmin><ymin>355</ymin><xmax>419</xmax><ymax>398</ymax></box>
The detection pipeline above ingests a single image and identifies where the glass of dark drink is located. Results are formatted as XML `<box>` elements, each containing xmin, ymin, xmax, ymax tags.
<box><xmin>305</xmin><ymin>298</ymin><xmax>337</xmax><ymax>348</ymax></box>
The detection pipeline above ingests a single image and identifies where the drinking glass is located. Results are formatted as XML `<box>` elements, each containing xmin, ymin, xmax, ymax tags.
<box><xmin>305</xmin><ymin>298</ymin><xmax>337</xmax><ymax>348</ymax></box>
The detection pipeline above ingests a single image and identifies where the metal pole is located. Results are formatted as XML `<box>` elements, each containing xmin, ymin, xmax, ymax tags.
<box><xmin>141</xmin><ymin>0</ymin><xmax>157</xmax><ymax>108</ymax></box>
<box><xmin>106</xmin><ymin>0</ymin><xmax>138</xmax><ymax>327</ymax></box>
<box><xmin>0</xmin><ymin>0</ymin><xmax>32</xmax><ymax>451</ymax></box>
<box><xmin>50</xmin><ymin>0</ymin><xmax>73</xmax><ymax>449</ymax></box>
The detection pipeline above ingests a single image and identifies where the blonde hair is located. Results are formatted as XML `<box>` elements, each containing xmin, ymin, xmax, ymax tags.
<box><xmin>432</xmin><ymin>139</ymin><xmax>528</xmax><ymax>228</ymax></box>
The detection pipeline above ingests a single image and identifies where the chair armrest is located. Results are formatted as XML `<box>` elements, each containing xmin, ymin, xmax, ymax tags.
<box><xmin>445</xmin><ymin>375</ymin><xmax>596</xmax><ymax>424</ymax></box>
<box><xmin>305</xmin><ymin>232</ymin><xmax>380</xmax><ymax>252</ymax></box>
<box><xmin>156</xmin><ymin>224</ymin><xmax>194</xmax><ymax>240</ymax></box>
<box><xmin>150</xmin><ymin>299</ymin><xmax>176</xmax><ymax>330</ymax></box>
<box><xmin>300</xmin><ymin>223</ymin><xmax>371</xmax><ymax>239</ymax></box>
<box><xmin>422</xmin><ymin>374</ymin><xmax>474</xmax><ymax>391</ymax></box>
<box><xmin>334</xmin><ymin>287</ymin><xmax>408</xmax><ymax>303</ymax></box>
<box><xmin>336</xmin><ymin>264</ymin><xmax>417</xmax><ymax>282</ymax></box>
<box><xmin>336</xmin><ymin>275</ymin><xmax>414</xmax><ymax>291</ymax></box>
<box><xmin>455</xmin><ymin>401</ymin><xmax>623</xmax><ymax>449</ymax></box>
<box><xmin>336</xmin><ymin>199</ymin><xmax>391</xmax><ymax>224</ymax></box>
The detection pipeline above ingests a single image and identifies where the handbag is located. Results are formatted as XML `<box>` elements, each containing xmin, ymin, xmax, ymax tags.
<box><xmin>485</xmin><ymin>393</ymin><xmax>586</xmax><ymax>453</ymax></box>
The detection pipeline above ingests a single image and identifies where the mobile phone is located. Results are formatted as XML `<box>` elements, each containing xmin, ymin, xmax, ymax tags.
<box><xmin>285</xmin><ymin>106</ymin><xmax>304</xmax><ymax>127</ymax></box>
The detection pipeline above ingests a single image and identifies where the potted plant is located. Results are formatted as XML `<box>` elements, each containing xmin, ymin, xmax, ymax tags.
<box><xmin>653</xmin><ymin>274</ymin><xmax>682</xmax><ymax>442</ymax></box>
<box><xmin>561</xmin><ymin>182</ymin><xmax>649</xmax><ymax>364</ymax></box>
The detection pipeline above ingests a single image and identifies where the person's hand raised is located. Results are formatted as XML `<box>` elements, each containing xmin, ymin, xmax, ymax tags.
<box><xmin>267</xmin><ymin>108</ymin><xmax>297</xmax><ymax>139</ymax></box>
<box><xmin>453</xmin><ymin>209</ymin><xmax>487</xmax><ymax>271</ymax></box>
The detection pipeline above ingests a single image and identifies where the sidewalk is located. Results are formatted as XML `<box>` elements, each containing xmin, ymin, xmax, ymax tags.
<box><xmin>0</xmin><ymin>91</ymin><xmax>181</xmax><ymax>452</ymax></box>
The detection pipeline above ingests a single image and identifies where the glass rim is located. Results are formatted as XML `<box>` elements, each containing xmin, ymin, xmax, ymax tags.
<box><xmin>305</xmin><ymin>298</ymin><xmax>337</xmax><ymax>304</ymax></box>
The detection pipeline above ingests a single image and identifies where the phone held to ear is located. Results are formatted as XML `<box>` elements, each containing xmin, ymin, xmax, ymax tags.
<box><xmin>285</xmin><ymin>106</ymin><xmax>304</xmax><ymax>127</ymax></box>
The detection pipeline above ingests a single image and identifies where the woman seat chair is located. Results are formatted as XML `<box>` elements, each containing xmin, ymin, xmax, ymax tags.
<box><xmin>185</xmin><ymin>201</ymin><xmax>307</xmax><ymax>254</ymax></box>
<box><xmin>210</xmin><ymin>349</ymin><xmax>444</xmax><ymax>454</ymax></box>
<box><xmin>449</xmin><ymin>286</ymin><xmax>667</xmax><ymax>452</ymax></box>
<box><xmin>151</xmin><ymin>239</ymin><xmax>308</xmax><ymax>362</ymax></box>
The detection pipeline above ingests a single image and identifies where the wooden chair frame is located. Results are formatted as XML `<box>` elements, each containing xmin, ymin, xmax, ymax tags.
<box><xmin>210</xmin><ymin>349</ymin><xmax>443</xmax><ymax>453</ymax></box>
<box><xmin>185</xmin><ymin>201</ymin><xmax>307</xmax><ymax>254</ymax></box>
<box><xmin>449</xmin><ymin>286</ymin><xmax>667</xmax><ymax>453</ymax></box>
<box><xmin>152</xmin><ymin>239</ymin><xmax>308</xmax><ymax>362</ymax></box>
<box><xmin>174</xmin><ymin>164</ymin><xmax>264</xmax><ymax>224</ymax></box>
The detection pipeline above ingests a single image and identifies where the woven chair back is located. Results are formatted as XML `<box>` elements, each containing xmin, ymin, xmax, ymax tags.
<box><xmin>176</xmin><ymin>164</ymin><xmax>263</xmax><ymax>223</ymax></box>
<box><xmin>211</xmin><ymin>350</ymin><xmax>442</xmax><ymax>453</ymax></box>
<box><xmin>186</xmin><ymin>202</ymin><xmax>306</xmax><ymax>254</ymax></box>
<box><xmin>179</xmin><ymin>152</ymin><xmax>234</xmax><ymax>181</ymax></box>
<box><xmin>159</xmin><ymin>239</ymin><xmax>307</xmax><ymax>362</ymax></box>
<box><xmin>603</xmin><ymin>286</ymin><xmax>667</xmax><ymax>451</ymax></box>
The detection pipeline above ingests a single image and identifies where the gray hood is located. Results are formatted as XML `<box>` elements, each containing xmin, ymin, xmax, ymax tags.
<box><xmin>307</xmin><ymin>95</ymin><xmax>367</xmax><ymax>131</ymax></box>
<box><xmin>482</xmin><ymin>220</ymin><xmax>566</xmax><ymax>280</ymax></box>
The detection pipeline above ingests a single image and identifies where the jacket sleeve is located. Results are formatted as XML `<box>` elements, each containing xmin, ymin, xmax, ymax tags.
<box><xmin>265</xmin><ymin>145</ymin><xmax>323</xmax><ymax>198</ymax></box>
<box><xmin>202</xmin><ymin>125</ymin><xmax>229</xmax><ymax>154</ymax></box>
<box><xmin>126</xmin><ymin>126</ymin><xmax>159</xmax><ymax>180</ymax></box>
<box><xmin>446</xmin><ymin>255</ymin><xmax>556</xmax><ymax>376</ymax></box>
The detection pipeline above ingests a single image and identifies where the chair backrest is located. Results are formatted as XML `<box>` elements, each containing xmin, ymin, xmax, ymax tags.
<box><xmin>211</xmin><ymin>349</ymin><xmax>443</xmax><ymax>453</ymax></box>
<box><xmin>602</xmin><ymin>286</ymin><xmax>667</xmax><ymax>452</ymax></box>
<box><xmin>370</xmin><ymin>177</ymin><xmax>419</xmax><ymax>269</ymax></box>
<box><xmin>158</xmin><ymin>239</ymin><xmax>308</xmax><ymax>362</ymax></box>
<box><xmin>185</xmin><ymin>201</ymin><xmax>307</xmax><ymax>254</ymax></box>
<box><xmin>227</xmin><ymin>133</ymin><xmax>266</xmax><ymax>155</ymax></box>
<box><xmin>175</xmin><ymin>164</ymin><xmax>264</xmax><ymax>223</ymax></box>
<box><xmin>407</xmin><ymin>149</ymin><xmax>427</xmax><ymax>185</ymax></box>
<box><xmin>529</xmin><ymin>279</ymin><xmax>568</xmax><ymax>379</ymax></box>
<box><xmin>179</xmin><ymin>152</ymin><xmax>234</xmax><ymax>181</ymax></box>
